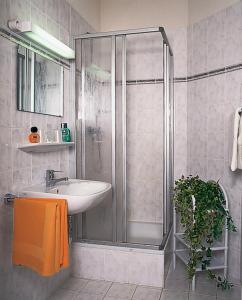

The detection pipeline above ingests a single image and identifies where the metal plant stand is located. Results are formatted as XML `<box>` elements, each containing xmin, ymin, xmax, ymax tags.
<box><xmin>173</xmin><ymin>183</ymin><xmax>229</xmax><ymax>291</ymax></box>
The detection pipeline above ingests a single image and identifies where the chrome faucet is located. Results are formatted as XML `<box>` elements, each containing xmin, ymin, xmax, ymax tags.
<box><xmin>46</xmin><ymin>170</ymin><xmax>68</xmax><ymax>187</ymax></box>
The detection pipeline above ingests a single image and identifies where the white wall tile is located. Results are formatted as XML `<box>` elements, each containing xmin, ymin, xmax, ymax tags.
<box><xmin>224</xmin><ymin>2</ymin><xmax>242</xmax><ymax>67</ymax></box>
<box><xmin>206</xmin><ymin>10</ymin><xmax>225</xmax><ymax>71</ymax></box>
<box><xmin>192</xmin><ymin>20</ymin><xmax>207</xmax><ymax>75</ymax></box>
<box><xmin>30</xmin><ymin>4</ymin><xmax>47</xmax><ymax>28</ymax></box>
<box><xmin>72</xmin><ymin>244</ymin><xmax>164</xmax><ymax>288</ymax></box>
<box><xmin>72</xmin><ymin>246</ymin><xmax>105</xmax><ymax>280</ymax></box>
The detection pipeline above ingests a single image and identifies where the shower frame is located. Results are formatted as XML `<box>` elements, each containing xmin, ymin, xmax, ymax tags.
<box><xmin>71</xmin><ymin>27</ymin><xmax>174</xmax><ymax>250</ymax></box>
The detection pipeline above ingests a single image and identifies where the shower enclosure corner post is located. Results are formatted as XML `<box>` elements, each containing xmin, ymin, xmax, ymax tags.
<box><xmin>70</xmin><ymin>36</ymin><xmax>78</xmax><ymax>241</ymax></box>
<box><xmin>162</xmin><ymin>40</ymin><xmax>174</xmax><ymax>240</ymax></box>
<box><xmin>122</xmin><ymin>35</ymin><xmax>127</xmax><ymax>243</ymax></box>
<box><xmin>111</xmin><ymin>36</ymin><xmax>117</xmax><ymax>242</ymax></box>
<box><xmin>71</xmin><ymin>37</ymin><xmax>77</xmax><ymax>180</ymax></box>
<box><xmin>163</xmin><ymin>43</ymin><xmax>169</xmax><ymax>236</ymax></box>
<box><xmin>170</xmin><ymin>51</ymin><xmax>175</xmax><ymax>219</ymax></box>
<box><xmin>80</xmin><ymin>38</ymin><xmax>86</xmax><ymax>180</ymax></box>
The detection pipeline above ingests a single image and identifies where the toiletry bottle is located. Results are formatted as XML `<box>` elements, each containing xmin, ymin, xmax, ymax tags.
<box><xmin>28</xmin><ymin>126</ymin><xmax>40</xmax><ymax>143</ymax></box>
<box><xmin>61</xmin><ymin>123</ymin><xmax>71</xmax><ymax>142</ymax></box>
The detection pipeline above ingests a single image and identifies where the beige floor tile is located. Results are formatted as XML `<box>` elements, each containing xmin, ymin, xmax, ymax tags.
<box><xmin>165</xmin><ymin>277</ymin><xmax>190</xmax><ymax>292</ymax></box>
<box><xmin>61</xmin><ymin>277</ymin><xmax>89</xmax><ymax>292</ymax></box>
<box><xmin>160</xmin><ymin>290</ymin><xmax>188</xmax><ymax>300</ymax></box>
<box><xmin>104</xmin><ymin>297</ymin><xmax>130</xmax><ymax>300</ymax></box>
<box><xmin>106</xmin><ymin>283</ymin><xmax>136</xmax><ymax>299</ymax></box>
<box><xmin>132</xmin><ymin>286</ymin><xmax>162</xmax><ymax>300</ymax></box>
<box><xmin>217</xmin><ymin>285</ymin><xmax>241</xmax><ymax>300</ymax></box>
<box><xmin>75</xmin><ymin>292</ymin><xmax>104</xmax><ymax>300</ymax></box>
<box><xmin>189</xmin><ymin>292</ymin><xmax>216</xmax><ymax>300</ymax></box>
<box><xmin>49</xmin><ymin>288</ymin><xmax>77</xmax><ymax>300</ymax></box>
<box><xmin>82</xmin><ymin>280</ymin><xmax>112</xmax><ymax>295</ymax></box>
<box><xmin>192</xmin><ymin>277</ymin><xmax>217</xmax><ymax>296</ymax></box>
<box><xmin>167</xmin><ymin>260</ymin><xmax>188</xmax><ymax>281</ymax></box>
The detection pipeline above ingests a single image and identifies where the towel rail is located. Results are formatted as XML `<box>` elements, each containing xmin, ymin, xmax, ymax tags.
<box><xmin>3</xmin><ymin>193</ymin><xmax>73</xmax><ymax>244</ymax></box>
<box><xmin>3</xmin><ymin>193</ymin><xmax>17</xmax><ymax>206</ymax></box>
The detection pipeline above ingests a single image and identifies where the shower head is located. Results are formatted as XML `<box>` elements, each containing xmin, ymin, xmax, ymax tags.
<box><xmin>86</xmin><ymin>63</ymin><xmax>111</xmax><ymax>81</ymax></box>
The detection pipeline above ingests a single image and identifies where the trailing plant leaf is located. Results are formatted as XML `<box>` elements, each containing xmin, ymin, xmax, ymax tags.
<box><xmin>206</xmin><ymin>247</ymin><xmax>212</xmax><ymax>258</ymax></box>
<box><xmin>174</xmin><ymin>175</ymin><xmax>236</xmax><ymax>290</ymax></box>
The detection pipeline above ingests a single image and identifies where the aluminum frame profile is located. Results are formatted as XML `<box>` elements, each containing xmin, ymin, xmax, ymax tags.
<box><xmin>74</xmin><ymin>27</ymin><xmax>173</xmax><ymax>56</ymax></box>
<box><xmin>72</xmin><ymin>27</ymin><xmax>174</xmax><ymax>250</ymax></box>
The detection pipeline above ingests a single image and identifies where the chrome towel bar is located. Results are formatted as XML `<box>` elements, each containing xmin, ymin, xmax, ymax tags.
<box><xmin>3</xmin><ymin>193</ymin><xmax>17</xmax><ymax>206</ymax></box>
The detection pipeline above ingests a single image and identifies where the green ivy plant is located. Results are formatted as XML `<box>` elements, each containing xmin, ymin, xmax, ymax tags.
<box><xmin>173</xmin><ymin>175</ymin><xmax>236</xmax><ymax>290</ymax></box>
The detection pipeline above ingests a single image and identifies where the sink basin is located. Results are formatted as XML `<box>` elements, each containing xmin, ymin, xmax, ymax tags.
<box><xmin>20</xmin><ymin>179</ymin><xmax>112</xmax><ymax>215</ymax></box>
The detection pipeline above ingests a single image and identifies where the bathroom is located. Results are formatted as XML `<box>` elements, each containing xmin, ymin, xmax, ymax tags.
<box><xmin>0</xmin><ymin>0</ymin><xmax>241</xmax><ymax>299</ymax></box>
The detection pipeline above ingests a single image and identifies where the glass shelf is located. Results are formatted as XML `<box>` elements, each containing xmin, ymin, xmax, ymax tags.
<box><xmin>18</xmin><ymin>142</ymin><xmax>74</xmax><ymax>153</ymax></box>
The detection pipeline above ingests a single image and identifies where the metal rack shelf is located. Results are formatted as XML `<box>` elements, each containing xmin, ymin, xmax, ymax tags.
<box><xmin>173</xmin><ymin>183</ymin><xmax>229</xmax><ymax>291</ymax></box>
<box><xmin>175</xmin><ymin>249</ymin><xmax>226</xmax><ymax>271</ymax></box>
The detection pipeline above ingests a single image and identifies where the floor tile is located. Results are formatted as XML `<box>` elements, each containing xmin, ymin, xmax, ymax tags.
<box><xmin>106</xmin><ymin>283</ymin><xmax>136</xmax><ymax>299</ymax></box>
<box><xmin>160</xmin><ymin>290</ymin><xmax>189</xmax><ymax>300</ymax></box>
<box><xmin>49</xmin><ymin>288</ymin><xmax>77</xmax><ymax>300</ymax></box>
<box><xmin>189</xmin><ymin>292</ymin><xmax>216</xmax><ymax>300</ymax></box>
<box><xmin>192</xmin><ymin>276</ymin><xmax>217</xmax><ymax>296</ymax></box>
<box><xmin>61</xmin><ymin>277</ymin><xmax>89</xmax><ymax>292</ymax></box>
<box><xmin>167</xmin><ymin>260</ymin><xmax>188</xmax><ymax>281</ymax></box>
<box><xmin>49</xmin><ymin>267</ymin><xmax>241</xmax><ymax>300</ymax></box>
<box><xmin>82</xmin><ymin>280</ymin><xmax>112</xmax><ymax>295</ymax></box>
<box><xmin>216</xmin><ymin>284</ymin><xmax>241</xmax><ymax>300</ymax></box>
<box><xmin>104</xmin><ymin>297</ymin><xmax>129</xmax><ymax>300</ymax></box>
<box><xmin>75</xmin><ymin>292</ymin><xmax>104</xmax><ymax>300</ymax></box>
<box><xmin>132</xmin><ymin>286</ymin><xmax>162</xmax><ymax>300</ymax></box>
<box><xmin>165</xmin><ymin>277</ymin><xmax>190</xmax><ymax>292</ymax></box>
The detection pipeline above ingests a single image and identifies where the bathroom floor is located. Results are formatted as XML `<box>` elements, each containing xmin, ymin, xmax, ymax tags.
<box><xmin>49</xmin><ymin>261</ymin><xmax>241</xmax><ymax>300</ymax></box>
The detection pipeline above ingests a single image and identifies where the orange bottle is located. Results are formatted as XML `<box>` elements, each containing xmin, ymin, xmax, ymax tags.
<box><xmin>28</xmin><ymin>127</ymin><xmax>40</xmax><ymax>143</ymax></box>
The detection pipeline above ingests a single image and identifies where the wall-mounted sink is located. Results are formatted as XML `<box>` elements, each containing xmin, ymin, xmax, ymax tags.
<box><xmin>21</xmin><ymin>179</ymin><xmax>112</xmax><ymax>215</ymax></box>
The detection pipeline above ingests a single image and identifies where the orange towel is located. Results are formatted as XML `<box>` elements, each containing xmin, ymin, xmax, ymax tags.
<box><xmin>12</xmin><ymin>198</ymin><xmax>69</xmax><ymax>276</ymax></box>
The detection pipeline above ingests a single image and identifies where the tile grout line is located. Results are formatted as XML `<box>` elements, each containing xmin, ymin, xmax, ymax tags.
<box><xmin>158</xmin><ymin>287</ymin><xmax>163</xmax><ymax>300</ymax></box>
<box><xmin>158</xmin><ymin>286</ymin><xmax>164</xmax><ymax>298</ymax></box>
<box><xmin>130</xmin><ymin>284</ymin><xmax>138</xmax><ymax>300</ymax></box>
<box><xmin>101</xmin><ymin>281</ymin><xmax>114</xmax><ymax>299</ymax></box>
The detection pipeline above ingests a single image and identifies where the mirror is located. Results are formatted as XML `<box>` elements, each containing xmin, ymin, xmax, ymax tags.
<box><xmin>17</xmin><ymin>45</ymin><xmax>64</xmax><ymax>116</ymax></box>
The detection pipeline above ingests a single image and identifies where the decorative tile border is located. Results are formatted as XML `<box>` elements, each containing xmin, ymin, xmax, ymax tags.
<box><xmin>126</xmin><ymin>62</ymin><xmax>242</xmax><ymax>85</ymax></box>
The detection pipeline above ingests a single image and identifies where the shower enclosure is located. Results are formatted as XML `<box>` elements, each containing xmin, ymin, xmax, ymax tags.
<box><xmin>73</xmin><ymin>27</ymin><xmax>174</xmax><ymax>250</ymax></box>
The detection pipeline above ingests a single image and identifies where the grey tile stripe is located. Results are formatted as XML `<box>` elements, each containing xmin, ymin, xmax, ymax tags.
<box><xmin>126</xmin><ymin>62</ymin><xmax>242</xmax><ymax>85</ymax></box>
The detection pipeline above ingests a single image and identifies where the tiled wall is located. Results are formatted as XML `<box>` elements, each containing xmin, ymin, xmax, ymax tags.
<box><xmin>0</xmin><ymin>1</ymin><xmax>93</xmax><ymax>299</ymax></box>
<box><xmin>187</xmin><ymin>2</ymin><xmax>242</xmax><ymax>284</ymax></box>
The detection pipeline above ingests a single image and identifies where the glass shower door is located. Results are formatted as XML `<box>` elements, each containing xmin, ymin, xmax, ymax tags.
<box><xmin>125</xmin><ymin>33</ymin><xmax>164</xmax><ymax>245</ymax></box>
<box><xmin>162</xmin><ymin>43</ymin><xmax>174</xmax><ymax>242</ymax></box>
<box><xmin>76</xmin><ymin>37</ymin><xmax>114</xmax><ymax>242</ymax></box>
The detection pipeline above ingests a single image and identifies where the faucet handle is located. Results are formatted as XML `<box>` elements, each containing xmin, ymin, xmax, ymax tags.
<box><xmin>51</xmin><ymin>170</ymin><xmax>64</xmax><ymax>180</ymax></box>
<box><xmin>46</xmin><ymin>169</ymin><xmax>63</xmax><ymax>179</ymax></box>
<box><xmin>46</xmin><ymin>169</ymin><xmax>62</xmax><ymax>179</ymax></box>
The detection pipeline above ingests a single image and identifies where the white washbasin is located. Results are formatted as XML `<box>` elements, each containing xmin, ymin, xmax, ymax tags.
<box><xmin>20</xmin><ymin>179</ymin><xmax>112</xmax><ymax>215</ymax></box>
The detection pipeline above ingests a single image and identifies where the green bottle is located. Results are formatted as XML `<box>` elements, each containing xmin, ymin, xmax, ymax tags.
<box><xmin>61</xmin><ymin>123</ymin><xmax>71</xmax><ymax>142</ymax></box>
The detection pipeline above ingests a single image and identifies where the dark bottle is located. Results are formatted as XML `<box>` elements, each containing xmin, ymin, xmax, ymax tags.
<box><xmin>61</xmin><ymin>123</ymin><xmax>71</xmax><ymax>142</ymax></box>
